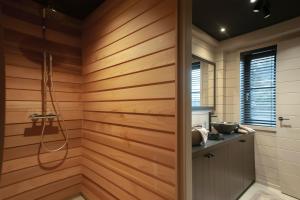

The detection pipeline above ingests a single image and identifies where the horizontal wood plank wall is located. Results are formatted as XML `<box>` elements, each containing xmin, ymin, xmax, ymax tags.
<box><xmin>0</xmin><ymin>3</ymin><xmax>5</xmax><ymax>176</ymax></box>
<box><xmin>81</xmin><ymin>0</ymin><xmax>178</xmax><ymax>199</ymax></box>
<box><xmin>0</xmin><ymin>0</ymin><xmax>83</xmax><ymax>199</ymax></box>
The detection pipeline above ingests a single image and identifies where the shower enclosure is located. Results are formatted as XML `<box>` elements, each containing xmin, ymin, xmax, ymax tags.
<box><xmin>0</xmin><ymin>0</ymin><xmax>179</xmax><ymax>199</ymax></box>
<box><xmin>0</xmin><ymin>1</ymin><xmax>83</xmax><ymax>199</ymax></box>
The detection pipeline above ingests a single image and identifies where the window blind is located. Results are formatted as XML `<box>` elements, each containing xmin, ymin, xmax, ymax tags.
<box><xmin>240</xmin><ymin>46</ymin><xmax>276</xmax><ymax>127</ymax></box>
<box><xmin>192</xmin><ymin>62</ymin><xmax>201</xmax><ymax>108</ymax></box>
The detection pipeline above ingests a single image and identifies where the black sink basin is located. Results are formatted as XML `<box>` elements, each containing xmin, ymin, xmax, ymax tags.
<box><xmin>211</xmin><ymin>122</ymin><xmax>239</xmax><ymax>134</ymax></box>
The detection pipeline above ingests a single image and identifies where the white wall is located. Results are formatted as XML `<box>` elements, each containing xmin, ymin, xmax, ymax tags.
<box><xmin>193</xmin><ymin>16</ymin><xmax>300</xmax><ymax>189</ymax></box>
<box><xmin>192</xmin><ymin>26</ymin><xmax>225</xmax><ymax>127</ymax></box>
<box><xmin>220</xmin><ymin>21</ymin><xmax>300</xmax><ymax>188</ymax></box>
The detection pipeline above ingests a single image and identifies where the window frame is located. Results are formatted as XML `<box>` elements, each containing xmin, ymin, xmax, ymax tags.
<box><xmin>240</xmin><ymin>45</ymin><xmax>277</xmax><ymax>127</ymax></box>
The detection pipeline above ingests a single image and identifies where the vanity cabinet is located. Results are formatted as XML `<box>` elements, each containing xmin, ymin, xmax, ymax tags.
<box><xmin>193</xmin><ymin>134</ymin><xmax>255</xmax><ymax>200</ymax></box>
<box><xmin>193</xmin><ymin>146</ymin><xmax>230</xmax><ymax>200</ymax></box>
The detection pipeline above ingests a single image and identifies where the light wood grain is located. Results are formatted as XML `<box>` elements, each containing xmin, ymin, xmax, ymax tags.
<box><xmin>37</xmin><ymin>184</ymin><xmax>81</xmax><ymax>200</ymax></box>
<box><xmin>5</xmin><ymin>120</ymin><xmax>81</xmax><ymax>136</ymax></box>
<box><xmin>0</xmin><ymin>156</ymin><xmax>81</xmax><ymax>186</ymax></box>
<box><xmin>84</xmin><ymin>48</ymin><xmax>175</xmax><ymax>83</ymax></box>
<box><xmin>0</xmin><ymin>1</ymin><xmax>83</xmax><ymax>198</ymax></box>
<box><xmin>82</xmin><ymin>157</ymin><xmax>165</xmax><ymax>200</ymax></box>
<box><xmin>83</xmin><ymin>65</ymin><xmax>175</xmax><ymax>92</ymax></box>
<box><xmin>83</xmin><ymin>30</ymin><xmax>176</xmax><ymax>74</ymax></box>
<box><xmin>3</xmin><ymin>138</ymin><xmax>81</xmax><ymax>160</ymax></box>
<box><xmin>4</xmin><ymin>129</ymin><xmax>81</xmax><ymax>148</ymax></box>
<box><xmin>6</xmin><ymin>65</ymin><xmax>82</xmax><ymax>83</ymax></box>
<box><xmin>0</xmin><ymin>166</ymin><xmax>81</xmax><ymax>199</ymax></box>
<box><xmin>2</xmin><ymin>147</ymin><xmax>81</xmax><ymax>173</ymax></box>
<box><xmin>1</xmin><ymin>14</ymin><xmax>81</xmax><ymax>47</ymax></box>
<box><xmin>83</xmin><ymin>99</ymin><xmax>175</xmax><ymax>115</ymax></box>
<box><xmin>83</xmin><ymin>129</ymin><xmax>175</xmax><ymax>167</ymax></box>
<box><xmin>5</xmin><ymin>175</ymin><xmax>82</xmax><ymax>200</ymax></box>
<box><xmin>82</xmin><ymin>139</ymin><xmax>176</xmax><ymax>185</ymax></box>
<box><xmin>81</xmin><ymin>177</ymin><xmax>117</xmax><ymax>200</ymax></box>
<box><xmin>82</xmin><ymin>82</ymin><xmax>175</xmax><ymax>101</ymax></box>
<box><xmin>83</xmin><ymin>148</ymin><xmax>175</xmax><ymax>198</ymax></box>
<box><xmin>82</xmin><ymin>120</ymin><xmax>175</xmax><ymax>150</ymax></box>
<box><xmin>81</xmin><ymin>0</ymin><xmax>177</xmax><ymax>199</ymax></box>
<box><xmin>83</xmin><ymin>111</ymin><xmax>175</xmax><ymax>132</ymax></box>
<box><xmin>82</xmin><ymin>167</ymin><xmax>138</xmax><ymax>200</ymax></box>
<box><xmin>6</xmin><ymin>89</ymin><xmax>81</xmax><ymax>101</ymax></box>
<box><xmin>85</xmin><ymin>12</ymin><xmax>175</xmax><ymax>63</ymax></box>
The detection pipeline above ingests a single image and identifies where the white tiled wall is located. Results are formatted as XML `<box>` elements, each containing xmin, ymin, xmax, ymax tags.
<box><xmin>192</xmin><ymin>111</ymin><xmax>209</xmax><ymax>128</ymax></box>
<box><xmin>193</xmin><ymin>18</ymin><xmax>300</xmax><ymax>194</ymax></box>
<box><xmin>254</xmin><ymin>131</ymin><xmax>280</xmax><ymax>188</ymax></box>
<box><xmin>222</xmin><ymin>38</ymin><xmax>300</xmax><ymax>189</ymax></box>
<box><xmin>222</xmin><ymin>43</ymin><xmax>281</xmax><ymax>188</ymax></box>
<box><xmin>276</xmin><ymin>37</ymin><xmax>300</xmax><ymax>198</ymax></box>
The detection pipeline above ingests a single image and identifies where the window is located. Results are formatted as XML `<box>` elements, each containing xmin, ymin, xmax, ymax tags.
<box><xmin>192</xmin><ymin>62</ymin><xmax>201</xmax><ymax>109</ymax></box>
<box><xmin>240</xmin><ymin>46</ymin><xmax>276</xmax><ymax>127</ymax></box>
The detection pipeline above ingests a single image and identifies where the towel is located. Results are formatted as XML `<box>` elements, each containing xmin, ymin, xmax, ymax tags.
<box><xmin>237</xmin><ymin>128</ymin><xmax>248</xmax><ymax>134</ymax></box>
<box><xmin>238</xmin><ymin>125</ymin><xmax>255</xmax><ymax>134</ymax></box>
<box><xmin>194</xmin><ymin>127</ymin><xmax>208</xmax><ymax>144</ymax></box>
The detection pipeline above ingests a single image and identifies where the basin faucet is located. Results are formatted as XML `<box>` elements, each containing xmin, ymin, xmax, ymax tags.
<box><xmin>208</xmin><ymin>111</ymin><xmax>217</xmax><ymax>132</ymax></box>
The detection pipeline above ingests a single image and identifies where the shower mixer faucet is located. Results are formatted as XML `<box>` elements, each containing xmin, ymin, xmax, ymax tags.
<box><xmin>30</xmin><ymin>113</ymin><xmax>58</xmax><ymax>122</ymax></box>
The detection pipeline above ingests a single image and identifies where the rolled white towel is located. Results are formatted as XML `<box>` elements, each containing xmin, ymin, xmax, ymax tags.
<box><xmin>237</xmin><ymin>128</ymin><xmax>248</xmax><ymax>134</ymax></box>
<box><xmin>239</xmin><ymin>125</ymin><xmax>255</xmax><ymax>133</ymax></box>
<box><xmin>194</xmin><ymin>127</ymin><xmax>208</xmax><ymax>144</ymax></box>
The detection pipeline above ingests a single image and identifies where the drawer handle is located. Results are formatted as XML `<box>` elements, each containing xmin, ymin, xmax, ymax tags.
<box><xmin>239</xmin><ymin>139</ymin><xmax>246</xmax><ymax>143</ymax></box>
<box><xmin>204</xmin><ymin>153</ymin><xmax>215</xmax><ymax>158</ymax></box>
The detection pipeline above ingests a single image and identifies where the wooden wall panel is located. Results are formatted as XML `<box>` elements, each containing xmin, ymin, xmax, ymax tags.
<box><xmin>0</xmin><ymin>1</ymin><xmax>5</xmax><ymax>177</ymax></box>
<box><xmin>81</xmin><ymin>0</ymin><xmax>178</xmax><ymax>199</ymax></box>
<box><xmin>0</xmin><ymin>0</ymin><xmax>82</xmax><ymax>199</ymax></box>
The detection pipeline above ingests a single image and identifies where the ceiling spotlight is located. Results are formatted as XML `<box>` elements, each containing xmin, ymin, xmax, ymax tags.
<box><xmin>250</xmin><ymin>0</ymin><xmax>257</xmax><ymax>3</ymax></box>
<box><xmin>263</xmin><ymin>3</ymin><xmax>271</xmax><ymax>18</ymax></box>
<box><xmin>253</xmin><ymin>0</ymin><xmax>263</xmax><ymax>12</ymax></box>
<box><xmin>220</xmin><ymin>27</ymin><xmax>226</xmax><ymax>33</ymax></box>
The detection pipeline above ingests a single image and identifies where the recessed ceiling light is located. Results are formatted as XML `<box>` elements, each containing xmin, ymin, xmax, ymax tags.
<box><xmin>220</xmin><ymin>27</ymin><xmax>226</xmax><ymax>33</ymax></box>
<box><xmin>253</xmin><ymin>0</ymin><xmax>263</xmax><ymax>12</ymax></box>
<box><xmin>250</xmin><ymin>0</ymin><xmax>257</xmax><ymax>3</ymax></box>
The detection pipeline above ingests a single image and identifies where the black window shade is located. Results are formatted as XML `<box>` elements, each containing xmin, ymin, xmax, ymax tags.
<box><xmin>240</xmin><ymin>46</ymin><xmax>276</xmax><ymax>127</ymax></box>
<box><xmin>192</xmin><ymin>62</ymin><xmax>201</xmax><ymax>109</ymax></box>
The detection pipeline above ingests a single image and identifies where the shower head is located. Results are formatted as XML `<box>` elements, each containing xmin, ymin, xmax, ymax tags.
<box><xmin>37</xmin><ymin>0</ymin><xmax>57</xmax><ymax>13</ymax></box>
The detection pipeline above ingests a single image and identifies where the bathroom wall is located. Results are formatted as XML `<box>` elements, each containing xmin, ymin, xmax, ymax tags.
<box><xmin>192</xmin><ymin>26</ymin><xmax>225</xmax><ymax>127</ymax></box>
<box><xmin>221</xmin><ymin>17</ymin><xmax>300</xmax><ymax>189</ymax></box>
<box><xmin>0</xmin><ymin>1</ymin><xmax>83</xmax><ymax>199</ymax></box>
<box><xmin>223</xmin><ymin>46</ymin><xmax>281</xmax><ymax>188</ymax></box>
<box><xmin>192</xmin><ymin>16</ymin><xmax>300</xmax><ymax>189</ymax></box>
<box><xmin>0</xmin><ymin>5</ymin><xmax>4</xmax><ymax>175</ymax></box>
<box><xmin>81</xmin><ymin>0</ymin><xmax>178</xmax><ymax>199</ymax></box>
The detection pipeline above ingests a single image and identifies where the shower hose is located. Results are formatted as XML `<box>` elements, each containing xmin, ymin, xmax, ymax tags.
<box><xmin>40</xmin><ymin>8</ymin><xmax>69</xmax><ymax>152</ymax></box>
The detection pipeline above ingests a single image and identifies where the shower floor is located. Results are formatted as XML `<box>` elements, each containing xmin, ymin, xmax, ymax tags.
<box><xmin>70</xmin><ymin>195</ymin><xmax>85</xmax><ymax>200</ymax></box>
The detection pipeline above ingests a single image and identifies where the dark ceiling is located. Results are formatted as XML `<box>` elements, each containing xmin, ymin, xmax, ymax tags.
<box><xmin>193</xmin><ymin>0</ymin><xmax>300</xmax><ymax>41</ymax></box>
<box><xmin>34</xmin><ymin>0</ymin><xmax>105</xmax><ymax>20</ymax></box>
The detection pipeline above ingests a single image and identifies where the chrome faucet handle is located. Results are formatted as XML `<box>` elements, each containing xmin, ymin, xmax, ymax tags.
<box><xmin>30</xmin><ymin>113</ymin><xmax>40</xmax><ymax>123</ymax></box>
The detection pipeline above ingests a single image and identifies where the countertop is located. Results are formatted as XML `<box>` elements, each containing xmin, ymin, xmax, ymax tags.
<box><xmin>192</xmin><ymin>133</ymin><xmax>253</xmax><ymax>157</ymax></box>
